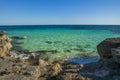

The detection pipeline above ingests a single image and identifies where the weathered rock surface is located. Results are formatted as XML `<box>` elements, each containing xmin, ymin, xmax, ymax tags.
<box><xmin>111</xmin><ymin>48</ymin><xmax>120</xmax><ymax>64</ymax></box>
<box><xmin>10</xmin><ymin>50</ymin><xmax>41</xmax><ymax>65</ymax></box>
<box><xmin>0</xmin><ymin>56</ymin><xmax>120</xmax><ymax>80</ymax></box>
<box><xmin>0</xmin><ymin>57</ymin><xmax>62</xmax><ymax>80</ymax></box>
<box><xmin>97</xmin><ymin>38</ymin><xmax>120</xmax><ymax>59</ymax></box>
<box><xmin>57</xmin><ymin>59</ymin><xmax>120</xmax><ymax>80</ymax></box>
<box><xmin>0</xmin><ymin>31</ymin><xmax>12</xmax><ymax>57</ymax></box>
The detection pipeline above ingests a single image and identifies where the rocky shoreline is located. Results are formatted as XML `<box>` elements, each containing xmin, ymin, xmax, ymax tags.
<box><xmin>0</xmin><ymin>31</ymin><xmax>120</xmax><ymax>80</ymax></box>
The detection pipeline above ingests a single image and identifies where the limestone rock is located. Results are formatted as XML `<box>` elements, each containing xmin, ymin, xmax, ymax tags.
<box><xmin>0</xmin><ymin>31</ymin><xmax>12</xmax><ymax>57</ymax></box>
<box><xmin>10</xmin><ymin>51</ymin><xmax>40</xmax><ymax>65</ymax></box>
<box><xmin>39</xmin><ymin>59</ymin><xmax>49</xmax><ymax>66</ymax></box>
<box><xmin>47</xmin><ymin>63</ymin><xmax>62</xmax><ymax>77</ymax></box>
<box><xmin>97</xmin><ymin>38</ymin><xmax>120</xmax><ymax>59</ymax></box>
<box><xmin>24</xmin><ymin>53</ymin><xmax>40</xmax><ymax>65</ymax></box>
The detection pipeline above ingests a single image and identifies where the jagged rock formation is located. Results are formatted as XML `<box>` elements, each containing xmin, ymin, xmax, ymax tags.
<box><xmin>0</xmin><ymin>57</ymin><xmax>62</xmax><ymax>80</ymax></box>
<box><xmin>0</xmin><ymin>31</ymin><xmax>12</xmax><ymax>57</ymax></box>
<box><xmin>57</xmin><ymin>59</ymin><xmax>120</xmax><ymax>80</ymax></box>
<box><xmin>97</xmin><ymin>38</ymin><xmax>120</xmax><ymax>59</ymax></box>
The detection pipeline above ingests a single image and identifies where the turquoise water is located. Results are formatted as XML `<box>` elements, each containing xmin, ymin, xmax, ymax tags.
<box><xmin>1</xmin><ymin>25</ymin><xmax>120</xmax><ymax>61</ymax></box>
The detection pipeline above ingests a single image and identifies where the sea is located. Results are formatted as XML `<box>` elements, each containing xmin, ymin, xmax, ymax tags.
<box><xmin>0</xmin><ymin>25</ymin><xmax>120</xmax><ymax>62</ymax></box>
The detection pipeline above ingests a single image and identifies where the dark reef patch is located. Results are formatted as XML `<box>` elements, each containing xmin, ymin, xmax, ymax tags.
<box><xmin>45</xmin><ymin>41</ymin><xmax>53</xmax><ymax>44</ymax></box>
<box><xmin>11</xmin><ymin>36</ymin><xmax>27</xmax><ymax>40</ymax></box>
<box><xmin>110</xmin><ymin>30</ymin><xmax>120</xmax><ymax>34</ymax></box>
<box><xmin>64</xmin><ymin>50</ymin><xmax>71</xmax><ymax>53</ymax></box>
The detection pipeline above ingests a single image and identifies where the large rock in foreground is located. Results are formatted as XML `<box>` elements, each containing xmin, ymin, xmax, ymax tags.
<box><xmin>111</xmin><ymin>48</ymin><xmax>120</xmax><ymax>64</ymax></box>
<box><xmin>97</xmin><ymin>38</ymin><xmax>120</xmax><ymax>59</ymax></box>
<box><xmin>0</xmin><ymin>31</ymin><xmax>12</xmax><ymax>57</ymax></box>
<box><xmin>57</xmin><ymin>58</ymin><xmax>120</xmax><ymax>80</ymax></box>
<box><xmin>0</xmin><ymin>57</ymin><xmax>62</xmax><ymax>80</ymax></box>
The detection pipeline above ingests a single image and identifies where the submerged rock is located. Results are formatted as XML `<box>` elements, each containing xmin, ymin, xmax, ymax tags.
<box><xmin>11</xmin><ymin>36</ymin><xmax>27</xmax><ymax>40</ymax></box>
<box><xmin>84</xmin><ymin>44</ymin><xmax>91</xmax><ymax>48</ymax></box>
<box><xmin>76</xmin><ymin>45</ymin><xmax>84</xmax><ymax>49</ymax></box>
<box><xmin>72</xmin><ymin>48</ymin><xmax>86</xmax><ymax>52</ymax></box>
<box><xmin>35</xmin><ymin>50</ymin><xmax>58</xmax><ymax>54</ymax></box>
<box><xmin>11</xmin><ymin>37</ymin><xmax>24</xmax><ymax>50</ymax></box>
<box><xmin>64</xmin><ymin>50</ymin><xmax>71</xmax><ymax>53</ymax></box>
<box><xmin>12</xmin><ymin>40</ymin><xmax>24</xmax><ymax>45</ymax></box>
<box><xmin>53</xmin><ymin>41</ymin><xmax>62</xmax><ymax>44</ymax></box>
<box><xmin>0</xmin><ymin>31</ymin><xmax>12</xmax><ymax>57</ymax></box>
<box><xmin>45</xmin><ymin>41</ymin><xmax>52</xmax><ymax>44</ymax></box>
<box><xmin>45</xmin><ymin>41</ymin><xmax>62</xmax><ymax>44</ymax></box>
<box><xmin>97</xmin><ymin>38</ymin><xmax>120</xmax><ymax>59</ymax></box>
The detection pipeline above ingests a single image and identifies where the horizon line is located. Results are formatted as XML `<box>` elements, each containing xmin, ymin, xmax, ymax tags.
<box><xmin>0</xmin><ymin>24</ymin><xmax>120</xmax><ymax>26</ymax></box>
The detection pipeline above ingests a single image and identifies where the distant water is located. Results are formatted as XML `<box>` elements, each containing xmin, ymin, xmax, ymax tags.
<box><xmin>0</xmin><ymin>25</ymin><xmax>120</xmax><ymax>61</ymax></box>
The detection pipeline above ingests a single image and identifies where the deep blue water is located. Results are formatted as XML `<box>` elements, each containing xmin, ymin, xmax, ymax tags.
<box><xmin>0</xmin><ymin>25</ymin><xmax>120</xmax><ymax>30</ymax></box>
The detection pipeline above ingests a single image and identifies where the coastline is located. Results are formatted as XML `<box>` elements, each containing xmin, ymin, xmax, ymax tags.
<box><xmin>0</xmin><ymin>30</ymin><xmax>120</xmax><ymax>80</ymax></box>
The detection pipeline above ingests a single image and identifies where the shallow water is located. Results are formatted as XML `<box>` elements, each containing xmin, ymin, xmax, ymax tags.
<box><xmin>66</xmin><ymin>56</ymin><xmax>100</xmax><ymax>64</ymax></box>
<box><xmin>0</xmin><ymin>25</ymin><xmax>120</xmax><ymax>61</ymax></box>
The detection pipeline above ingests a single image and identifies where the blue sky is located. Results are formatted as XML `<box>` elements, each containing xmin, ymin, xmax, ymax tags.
<box><xmin>0</xmin><ymin>0</ymin><xmax>120</xmax><ymax>25</ymax></box>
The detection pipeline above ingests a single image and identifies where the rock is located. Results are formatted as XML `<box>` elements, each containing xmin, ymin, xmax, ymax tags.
<box><xmin>45</xmin><ymin>41</ymin><xmax>52</xmax><ymax>44</ymax></box>
<box><xmin>72</xmin><ymin>48</ymin><xmax>86</xmax><ymax>52</ymax></box>
<box><xmin>10</xmin><ymin>50</ymin><xmax>22</xmax><ymax>58</ymax></box>
<box><xmin>54</xmin><ymin>41</ymin><xmax>62</xmax><ymax>44</ymax></box>
<box><xmin>111</xmin><ymin>48</ymin><xmax>120</xmax><ymax>64</ymax></box>
<box><xmin>11</xmin><ymin>36</ymin><xmax>27</xmax><ymax>40</ymax></box>
<box><xmin>76</xmin><ymin>45</ymin><xmax>84</xmax><ymax>49</ymax></box>
<box><xmin>45</xmin><ymin>41</ymin><xmax>62</xmax><ymax>44</ymax></box>
<box><xmin>46</xmin><ymin>63</ymin><xmax>62</xmax><ymax>79</ymax></box>
<box><xmin>84</xmin><ymin>44</ymin><xmax>91</xmax><ymax>48</ymax></box>
<box><xmin>35</xmin><ymin>50</ymin><xmax>58</xmax><ymax>54</ymax></box>
<box><xmin>0</xmin><ymin>31</ymin><xmax>12</xmax><ymax>57</ymax></box>
<box><xmin>95</xmin><ymin>70</ymin><xmax>109</xmax><ymax>78</ymax></box>
<box><xmin>12</xmin><ymin>41</ymin><xmax>24</xmax><ymax>45</ymax></box>
<box><xmin>64</xmin><ymin>50</ymin><xmax>71</xmax><ymax>53</ymax></box>
<box><xmin>11</xmin><ymin>36</ymin><xmax>25</xmax><ymax>51</ymax></box>
<box><xmin>39</xmin><ymin>59</ymin><xmax>49</xmax><ymax>66</ymax></box>
<box><xmin>57</xmin><ymin>58</ymin><xmax>120</xmax><ymax>80</ymax></box>
<box><xmin>10</xmin><ymin>51</ymin><xmax>40</xmax><ymax>65</ymax></box>
<box><xmin>21</xmin><ymin>55</ymin><xmax>39</xmax><ymax>65</ymax></box>
<box><xmin>113</xmin><ymin>76</ymin><xmax>120</xmax><ymax>80</ymax></box>
<box><xmin>0</xmin><ymin>54</ymin><xmax>120</xmax><ymax>80</ymax></box>
<box><xmin>97</xmin><ymin>38</ymin><xmax>120</xmax><ymax>59</ymax></box>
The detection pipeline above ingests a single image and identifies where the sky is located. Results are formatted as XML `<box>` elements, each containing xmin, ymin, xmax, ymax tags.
<box><xmin>0</xmin><ymin>0</ymin><xmax>120</xmax><ymax>25</ymax></box>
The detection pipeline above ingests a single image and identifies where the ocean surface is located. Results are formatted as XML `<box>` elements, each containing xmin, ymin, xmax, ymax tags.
<box><xmin>0</xmin><ymin>25</ymin><xmax>120</xmax><ymax>61</ymax></box>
